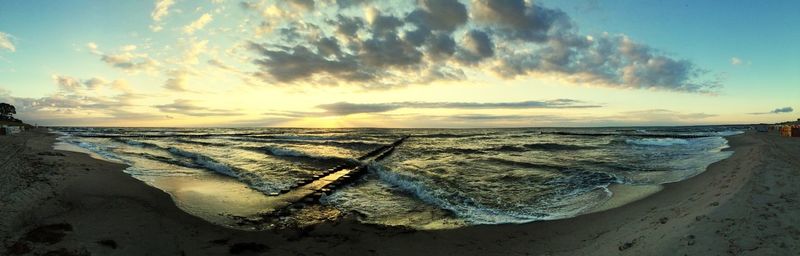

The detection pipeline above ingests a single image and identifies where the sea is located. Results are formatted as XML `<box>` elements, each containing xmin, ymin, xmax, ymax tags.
<box><xmin>51</xmin><ymin>126</ymin><xmax>743</xmax><ymax>229</ymax></box>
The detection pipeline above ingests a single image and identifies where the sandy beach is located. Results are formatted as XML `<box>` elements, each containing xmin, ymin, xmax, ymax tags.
<box><xmin>1</xmin><ymin>128</ymin><xmax>798</xmax><ymax>255</ymax></box>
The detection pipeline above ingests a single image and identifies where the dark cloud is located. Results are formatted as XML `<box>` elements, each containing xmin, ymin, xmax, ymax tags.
<box><xmin>472</xmin><ymin>0</ymin><xmax>572</xmax><ymax>42</ymax></box>
<box><xmin>316</xmin><ymin>102</ymin><xmax>399</xmax><ymax>115</ymax></box>
<box><xmin>248</xmin><ymin>42</ymin><xmax>371</xmax><ymax>83</ymax></box>
<box><xmin>314</xmin><ymin>37</ymin><xmax>342</xmax><ymax>57</ymax></box>
<box><xmin>241</xmin><ymin>0</ymin><xmax>721</xmax><ymax>93</ymax></box>
<box><xmin>315</xmin><ymin>99</ymin><xmax>600</xmax><ymax>116</ymax></box>
<box><xmin>427</xmin><ymin>33</ymin><xmax>457</xmax><ymax>59</ymax></box>
<box><xmin>457</xmin><ymin>30</ymin><xmax>494</xmax><ymax>63</ymax></box>
<box><xmin>370</xmin><ymin>13</ymin><xmax>404</xmax><ymax>36</ymax></box>
<box><xmin>361</xmin><ymin>34</ymin><xmax>423</xmax><ymax>68</ymax></box>
<box><xmin>749</xmin><ymin>106</ymin><xmax>794</xmax><ymax>115</ymax></box>
<box><xmin>154</xmin><ymin>99</ymin><xmax>241</xmax><ymax>116</ymax></box>
<box><xmin>406</xmin><ymin>0</ymin><xmax>468</xmax><ymax>32</ymax></box>
<box><xmin>329</xmin><ymin>15</ymin><xmax>364</xmax><ymax>37</ymax></box>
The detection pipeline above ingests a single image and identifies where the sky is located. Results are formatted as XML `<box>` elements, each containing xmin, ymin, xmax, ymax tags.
<box><xmin>0</xmin><ymin>0</ymin><xmax>797</xmax><ymax>128</ymax></box>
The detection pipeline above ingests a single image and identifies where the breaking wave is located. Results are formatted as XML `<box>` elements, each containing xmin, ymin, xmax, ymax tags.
<box><xmin>625</xmin><ymin>138</ymin><xmax>689</xmax><ymax>146</ymax></box>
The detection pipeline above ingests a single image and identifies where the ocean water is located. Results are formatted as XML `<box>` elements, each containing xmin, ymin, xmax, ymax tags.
<box><xmin>52</xmin><ymin>127</ymin><xmax>741</xmax><ymax>228</ymax></box>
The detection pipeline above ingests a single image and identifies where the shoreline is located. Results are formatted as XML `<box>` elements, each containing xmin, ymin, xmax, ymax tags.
<box><xmin>48</xmin><ymin>131</ymin><xmax>725</xmax><ymax>229</ymax></box>
<box><xmin>2</xmin><ymin>129</ymin><xmax>798</xmax><ymax>255</ymax></box>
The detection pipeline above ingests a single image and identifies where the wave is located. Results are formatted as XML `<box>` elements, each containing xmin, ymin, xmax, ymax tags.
<box><xmin>109</xmin><ymin>137</ymin><xmax>241</xmax><ymax>177</ymax></box>
<box><xmin>544</xmin><ymin>169</ymin><xmax>619</xmax><ymax>187</ymax></box>
<box><xmin>245</xmin><ymin>146</ymin><xmax>356</xmax><ymax>165</ymax></box>
<box><xmin>370</xmin><ymin>164</ymin><xmax>551</xmax><ymax>224</ymax></box>
<box><xmin>710</xmin><ymin>130</ymin><xmax>744</xmax><ymax>137</ymax></box>
<box><xmin>484</xmin><ymin>158</ymin><xmax>565</xmax><ymax>170</ymax></box>
<box><xmin>490</xmin><ymin>145</ymin><xmax>529</xmax><ymax>152</ymax></box>
<box><xmin>229</xmin><ymin>136</ymin><xmax>386</xmax><ymax>151</ymax></box>
<box><xmin>413</xmin><ymin>133</ymin><xmax>483</xmax><ymax>138</ymax></box>
<box><xmin>112</xmin><ymin>137</ymin><xmax>162</xmax><ymax>149</ymax></box>
<box><xmin>625</xmin><ymin>138</ymin><xmax>689</xmax><ymax>146</ymax></box>
<box><xmin>175</xmin><ymin>139</ymin><xmax>229</xmax><ymax>147</ymax></box>
<box><xmin>165</xmin><ymin>147</ymin><xmax>239</xmax><ymax>178</ymax></box>
<box><xmin>65</xmin><ymin>139</ymin><xmax>127</xmax><ymax>163</ymax></box>
<box><xmin>543</xmin><ymin>131</ymin><xmax>711</xmax><ymax>139</ymax></box>
<box><xmin>488</xmin><ymin>143</ymin><xmax>596</xmax><ymax>153</ymax></box>
<box><xmin>435</xmin><ymin>148</ymin><xmax>484</xmax><ymax>155</ymax></box>
<box><xmin>243</xmin><ymin>134</ymin><xmax>352</xmax><ymax>141</ymax></box>
<box><xmin>522</xmin><ymin>143</ymin><xmax>596</xmax><ymax>151</ymax></box>
<box><xmin>370</xmin><ymin>164</ymin><xmax>618</xmax><ymax>224</ymax></box>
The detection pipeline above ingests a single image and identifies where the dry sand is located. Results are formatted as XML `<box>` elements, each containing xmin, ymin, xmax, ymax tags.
<box><xmin>1</xmin><ymin>128</ymin><xmax>798</xmax><ymax>255</ymax></box>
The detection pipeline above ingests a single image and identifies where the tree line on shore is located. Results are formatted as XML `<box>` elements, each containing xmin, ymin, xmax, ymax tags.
<box><xmin>0</xmin><ymin>102</ymin><xmax>22</xmax><ymax>123</ymax></box>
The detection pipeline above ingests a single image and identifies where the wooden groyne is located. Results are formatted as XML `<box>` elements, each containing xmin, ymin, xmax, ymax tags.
<box><xmin>258</xmin><ymin>135</ymin><xmax>410</xmax><ymax>218</ymax></box>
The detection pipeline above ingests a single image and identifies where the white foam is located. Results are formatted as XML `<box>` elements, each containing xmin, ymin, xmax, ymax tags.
<box><xmin>713</xmin><ymin>130</ymin><xmax>744</xmax><ymax>137</ymax></box>
<box><xmin>370</xmin><ymin>164</ymin><xmax>571</xmax><ymax>224</ymax></box>
<box><xmin>262</xmin><ymin>146</ymin><xmax>308</xmax><ymax>157</ymax></box>
<box><xmin>626</xmin><ymin>138</ymin><xmax>689</xmax><ymax>146</ymax></box>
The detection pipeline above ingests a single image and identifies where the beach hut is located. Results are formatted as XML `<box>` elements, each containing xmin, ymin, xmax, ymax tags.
<box><xmin>1</xmin><ymin>125</ymin><xmax>21</xmax><ymax>136</ymax></box>
<box><xmin>779</xmin><ymin>125</ymin><xmax>792</xmax><ymax>137</ymax></box>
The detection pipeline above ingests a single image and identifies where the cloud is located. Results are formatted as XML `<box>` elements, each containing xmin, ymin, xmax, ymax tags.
<box><xmin>0</xmin><ymin>32</ymin><xmax>15</xmax><ymax>52</ymax></box>
<box><xmin>184</xmin><ymin>13</ymin><xmax>213</xmax><ymax>34</ymax></box>
<box><xmin>240</xmin><ymin>0</ymin><xmax>720</xmax><ymax>93</ymax></box>
<box><xmin>0</xmin><ymin>78</ymin><xmax>157</xmax><ymax>125</ymax></box>
<box><xmin>406</xmin><ymin>0</ymin><xmax>468</xmax><ymax>32</ymax></box>
<box><xmin>183</xmin><ymin>39</ymin><xmax>208</xmax><ymax>65</ymax></box>
<box><xmin>287</xmin><ymin>0</ymin><xmax>314</xmax><ymax>11</ymax></box>
<box><xmin>730</xmin><ymin>57</ymin><xmax>750</xmax><ymax>66</ymax></box>
<box><xmin>82</xmin><ymin>77</ymin><xmax>109</xmax><ymax>90</ymax></box>
<box><xmin>163</xmin><ymin>70</ymin><xmax>192</xmax><ymax>91</ymax></box>
<box><xmin>617</xmin><ymin>109</ymin><xmax>716</xmax><ymax>120</ymax></box>
<box><xmin>52</xmin><ymin>75</ymin><xmax>82</xmax><ymax>92</ymax></box>
<box><xmin>207</xmin><ymin>59</ymin><xmax>237</xmax><ymax>72</ymax></box>
<box><xmin>750</xmin><ymin>107</ymin><xmax>793</xmax><ymax>115</ymax></box>
<box><xmin>51</xmin><ymin>75</ymin><xmax>131</xmax><ymax>93</ymax></box>
<box><xmin>150</xmin><ymin>0</ymin><xmax>176</xmax><ymax>31</ymax></box>
<box><xmin>86</xmin><ymin>42</ymin><xmax>100</xmax><ymax>54</ymax></box>
<box><xmin>278</xmin><ymin>99</ymin><xmax>600</xmax><ymax>116</ymax></box>
<box><xmin>457</xmin><ymin>29</ymin><xmax>494</xmax><ymax>63</ymax></box>
<box><xmin>100</xmin><ymin>53</ymin><xmax>158</xmax><ymax>72</ymax></box>
<box><xmin>88</xmin><ymin>43</ymin><xmax>159</xmax><ymax>72</ymax></box>
<box><xmin>154</xmin><ymin>99</ymin><xmax>240</xmax><ymax>116</ymax></box>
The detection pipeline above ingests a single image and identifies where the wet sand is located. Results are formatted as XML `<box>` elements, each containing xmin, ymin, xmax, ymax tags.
<box><xmin>1</xmin><ymin>128</ymin><xmax>798</xmax><ymax>255</ymax></box>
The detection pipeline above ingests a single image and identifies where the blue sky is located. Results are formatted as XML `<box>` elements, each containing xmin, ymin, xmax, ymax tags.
<box><xmin>0</xmin><ymin>0</ymin><xmax>797</xmax><ymax>127</ymax></box>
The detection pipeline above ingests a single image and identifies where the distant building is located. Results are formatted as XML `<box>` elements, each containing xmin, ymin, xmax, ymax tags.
<box><xmin>1</xmin><ymin>125</ymin><xmax>22</xmax><ymax>135</ymax></box>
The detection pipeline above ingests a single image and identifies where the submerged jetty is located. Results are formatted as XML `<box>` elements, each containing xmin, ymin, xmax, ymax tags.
<box><xmin>258</xmin><ymin>135</ymin><xmax>410</xmax><ymax>219</ymax></box>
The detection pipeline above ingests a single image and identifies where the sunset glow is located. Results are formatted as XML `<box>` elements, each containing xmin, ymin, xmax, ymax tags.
<box><xmin>0</xmin><ymin>0</ymin><xmax>797</xmax><ymax>127</ymax></box>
